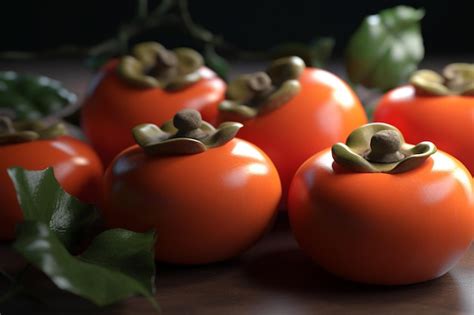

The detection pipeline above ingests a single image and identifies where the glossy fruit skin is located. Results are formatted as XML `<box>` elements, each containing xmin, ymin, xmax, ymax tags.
<box><xmin>218</xmin><ymin>68</ymin><xmax>367</xmax><ymax>204</ymax></box>
<box><xmin>102</xmin><ymin>139</ymin><xmax>281</xmax><ymax>264</ymax></box>
<box><xmin>0</xmin><ymin>136</ymin><xmax>103</xmax><ymax>240</ymax></box>
<box><xmin>81</xmin><ymin>60</ymin><xmax>226</xmax><ymax>165</ymax></box>
<box><xmin>374</xmin><ymin>85</ymin><xmax>474</xmax><ymax>175</ymax></box>
<box><xmin>288</xmin><ymin>148</ymin><xmax>474</xmax><ymax>285</ymax></box>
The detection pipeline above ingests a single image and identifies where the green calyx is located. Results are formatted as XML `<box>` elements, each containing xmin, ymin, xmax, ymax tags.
<box><xmin>117</xmin><ymin>42</ymin><xmax>204</xmax><ymax>91</ymax></box>
<box><xmin>0</xmin><ymin>116</ymin><xmax>67</xmax><ymax>145</ymax></box>
<box><xmin>0</xmin><ymin>71</ymin><xmax>77</xmax><ymax>121</ymax></box>
<box><xmin>132</xmin><ymin>109</ymin><xmax>242</xmax><ymax>156</ymax></box>
<box><xmin>410</xmin><ymin>63</ymin><xmax>474</xmax><ymax>96</ymax></box>
<box><xmin>331</xmin><ymin>123</ymin><xmax>437</xmax><ymax>173</ymax></box>
<box><xmin>219</xmin><ymin>56</ymin><xmax>305</xmax><ymax>119</ymax></box>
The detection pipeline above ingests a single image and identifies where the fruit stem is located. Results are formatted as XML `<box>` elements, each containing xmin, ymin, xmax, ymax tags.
<box><xmin>173</xmin><ymin>109</ymin><xmax>207</xmax><ymax>140</ymax></box>
<box><xmin>365</xmin><ymin>130</ymin><xmax>405</xmax><ymax>163</ymax></box>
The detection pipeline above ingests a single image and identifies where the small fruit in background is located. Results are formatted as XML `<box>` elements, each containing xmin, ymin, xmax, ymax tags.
<box><xmin>374</xmin><ymin>63</ymin><xmax>474</xmax><ymax>175</ymax></box>
<box><xmin>217</xmin><ymin>56</ymin><xmax>367</xmax><ymax>205</ymax></box>
<box><xmin>0</xmin><ymin>116</ymin><xmax>103</xmax><ymax>240</ymax></box>
<box><xmin>102</xmin><ymin>110</ymin><xmax>281</xmax><ymax>264</ymax></box>
<box><xmin>288</xmin><ymin>122</ymin><xmax>473</xmax><ymax>285</ymax></box>
<box><xmin>81</xmin><ymin>42</ymin><xmax>226</xmax><ymax>165</ymax></box>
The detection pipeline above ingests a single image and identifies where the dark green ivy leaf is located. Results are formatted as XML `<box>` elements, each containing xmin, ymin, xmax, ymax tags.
<box><xmin>13</xmin><ymin>221</ymin><xmax>158</xmax><ymax>308</ymax></box>
<box><xmin>7</xmin><ymin>167</ymin><xmax>98</xmax><ymax>250</ymax></box>
<box><xmin>80</xmin><ymin>228</ymin><xmax>156</xmax><ymax>294</ymax></box>
<box><xmin>204</xmin><ymin>45</ymin><xmax>230</xmax><ymax>81</ymax></box>
<box><xmin>345</xmin><ymin>6</ymin><xmax>425</xmax><ymax>91</ymax></box>
<box><xmin>7</xmin><ymin>167</ymin><xmax>158</xmax><ymax>308</ymax></box>
<box><xmin>0</xmin><ymin>72</ymin><xmax>77</xmax><ymax>120</ymax></box>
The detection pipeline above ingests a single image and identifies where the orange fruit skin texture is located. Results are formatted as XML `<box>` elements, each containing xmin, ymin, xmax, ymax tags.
<box><xmin>101</xmin><ymin>139</ymin><xmax>282</xmax><ymax>264</ymax></box>
<box><xmin>218</xmin><ymin>68</ymin><xmax>368</xmax><ymax>204</ymax></box>
<box><xmin>0</xmin><ymin>137</ymin><xmax>104</xmax><ymax>240</ymax></box>
<box><xmin>288</xmin><ymin>149</ymin><xmax>474</xmax><ymax>285</ymax></box>
<box><xmin>81</xmin><ymin>60</ymin><xmax>226</xmax><ymax>166</ymax></box>
<box><xmin>374</xmin><ymin>85</ymin><xmax>474</xmax><ymax>175</ymax></box>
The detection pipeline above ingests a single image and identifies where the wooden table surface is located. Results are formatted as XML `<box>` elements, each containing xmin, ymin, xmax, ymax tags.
<box><xmin>1</xmin><ymin>216</ymin><xmax>473</xmax><ymax>315</ymax></box>
<box><xmin>0</xmin><ymin>58</ymin><xmax>473</xmax><ymax>315</ymax></box>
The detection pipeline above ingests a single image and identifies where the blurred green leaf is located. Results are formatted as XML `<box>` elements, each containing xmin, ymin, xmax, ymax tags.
<box><xmin>85</xmin><ymin>53</ymin><xmax>113</xmax><ymax>71</ymax></box>
<box><xmin>270</xmin><ymin>37</ymin><xmax>335</xmax><ymax>68</ymax></box>
<box><xmin>7</xmin><ymin>167</ymin><xmax>98</xmax><ymax>250</ymax></box>
<box><xmin>0</xmin><ymin>72</ymin><xmax>77</xmax><ymax>121</ymax></box>
<box><xmin>204</xmin><ymin>45</ymin><xmax>230</xmax><ymax>81</ymax></box>
<box><xmin>345</xmin><ymin>6</ymin><xmax>424</xmax><ymax>91</ymax></box>
<box><xmin>14</xmin><ymin>221</ymin><xmax>158</xmax><ymax>308</ymax></box>
<box><xmin>308</xmin><ymin>37</ymin><xmax>335</xmax><ymax>68</ymax></box>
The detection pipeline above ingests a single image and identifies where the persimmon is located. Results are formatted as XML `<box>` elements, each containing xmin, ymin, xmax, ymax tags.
<box><xmin>288</xmin><ymin>122</ymin><xmax>474</xmax><ymax>285</ymax></box>
<box><xmin>81</xmin><ymin>42</ymin><xmax>226</xmax><ymax>165</ymax></box>
<box><xmin>0</xmin><ymin>117</ymin><xmax>103</xmax><ymax>240</ymax></box>
<box><xmin>101</xmin><ymin>110</ymin><xmax>281</xmax><ymax>264</ymax></box>
<box><xmin>217</xmin><ymin>56</ymin><xmax>367</xmax><ymax>204</ymax></box>
<box><xmin>374</xmin><ymin>63</ymin><xmax>474</xmax><ymax>175</ymax></box>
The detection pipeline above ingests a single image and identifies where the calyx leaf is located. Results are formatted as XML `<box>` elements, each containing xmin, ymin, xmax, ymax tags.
<box><xmin>117</xmin><ymin>41</ymin><xmax>203</xmax><ymax>91</ymax></box>
<box><xmin>332</xmin><ymin>123</ymin><xmax>436</xmax><ymax>173</ymax></box>
<box><xmin>410</xmin><ymin>63</ymin><xmax>474</xmax><ymax>96</ymax></box>
<box><xmin>0</xmin><ymin>117</ymin><xmax>67</xmax><ymax>146</ymax></box>
<box><xmin>218</xmin><ymin>57</ymin><xmax>304</xmax><ymax>119</ymax></box>
<box><xmin>345</xmin><ymin>6</ymin><xmax>425</xmax><ymax>91</ymax></box>
<box><xmin>133</xmin><ymin>109</ymin><xmax>242</xmax><ymax>156</ymax></box>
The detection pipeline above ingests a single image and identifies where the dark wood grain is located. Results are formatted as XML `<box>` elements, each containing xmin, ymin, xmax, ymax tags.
<box><xmin>1</xmin><ymin>216</ymin><xmax>473</xmax><ymax>315</ymax></box>
<box><xmin>0</xmin><ymin>58</ymin><xmax>473</xmax><ymax>315</ymax></box>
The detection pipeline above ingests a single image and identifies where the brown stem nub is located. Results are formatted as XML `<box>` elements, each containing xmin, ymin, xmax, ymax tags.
<box><xmin>365</xmin><ymin>130</ymin><xmax>405</xmax><ymax>163</ymax></box>
<box><xmin>156</xmin><ymin>49</ymin><xmax>178</xmax><ymax>68</ymax></box>
<box><xmin>148</xmin><ymin>50</ymin><xmax>178</xmax><ymax>80</ymax></box>
<box><xmin>246</xmin><ymin>72</ymin><xmax>275</xmax><ymax>107</ymax></box>
<box><xmin>247</xmin><ymin>72</ymin><xmax>272</xmax><ymax>93</ymax></box>
<box><xmin>173</xmin><ymin>109</ymin><xmax>207</xmax><ymax>139</ymax></box>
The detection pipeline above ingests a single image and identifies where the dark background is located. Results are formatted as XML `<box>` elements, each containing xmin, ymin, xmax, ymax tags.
<box><xmin>0</xmin><ymin>0</ymin><xmax>473</xmax><ymax>57</ymax></box>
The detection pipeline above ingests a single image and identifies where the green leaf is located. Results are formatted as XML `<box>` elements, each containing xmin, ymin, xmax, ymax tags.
<box><xmin>270</xmin><ymin>38</ymin><xmax>335</xmax><ymax>68</ymax></box>
<box><xmin>0</xmin><ymin>72</ymin><xmax>76</xmax><ymax>119</ymax></box>
<box><xmin>308</xmin><ymin>37</ymin><xmax>335</xmax><ymax>68</ymax></box>
<box><xmin>204</xmin><ymin>45</ymin><xmax>230</xmax><ymax>81</ymax></box>
<box><xmin>7</xmin><ymin>167</ymin><xmax>159</xmax><ymax>309</ymax></box>
<box><xmin>80</xmin><ymin>228</ymin><xmax>156</xmax><ymax>294</ymax></box>
<box><xmin>345</xmin><ymin>6</ymin><xmax>425</xmax><ymax>91</ymax></box>
<box><xmin>7</xmin><ymin>167</ymin><xmax>98</xmax><ymax>250</ymax></box>
<box><xmin>85</xmin><ymin>52</ymin><xmax>115</xmax><ymax>71</ymax></box>
<box><xmin>13</xmin><ymin>221</ymin><xmax>158</xmax><ymax>308</ymax></box>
